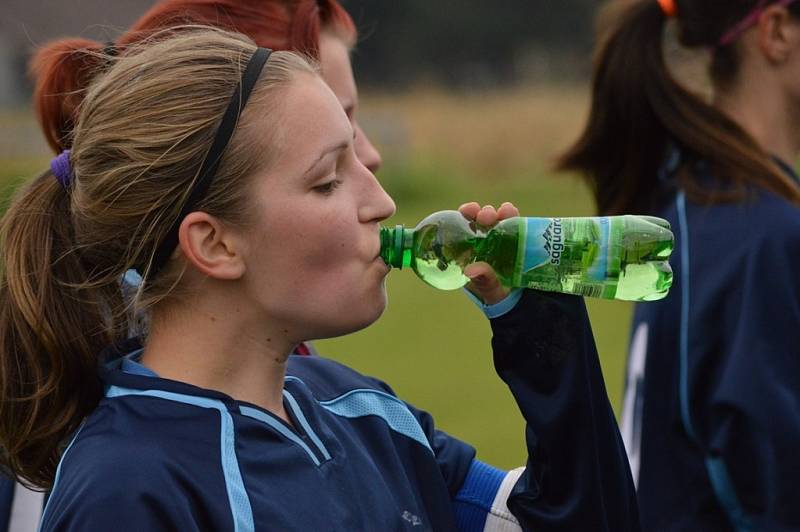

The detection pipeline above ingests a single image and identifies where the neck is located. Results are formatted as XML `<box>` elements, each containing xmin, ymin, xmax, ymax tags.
<box><xmin>714</xmin><ymin>73</ymin><xmax>800</xmax><ymax>164</ymax></box>
<box><xmin>140</xmin><ymin>288</ymin><xmax>298</xmax><ymax>423</ymax></box>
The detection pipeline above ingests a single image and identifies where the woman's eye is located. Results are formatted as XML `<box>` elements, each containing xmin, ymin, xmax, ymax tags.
<box><xmin>313</xmin><ymin>179</ymin><xmax>342</xmax><ymax>195</ymax></box>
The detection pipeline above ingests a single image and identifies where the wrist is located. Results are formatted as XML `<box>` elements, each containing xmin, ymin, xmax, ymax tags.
<box><xmin>463</xmin><ymin>288</ymin><xmax>524</xmax><ymax>319</ymax></box>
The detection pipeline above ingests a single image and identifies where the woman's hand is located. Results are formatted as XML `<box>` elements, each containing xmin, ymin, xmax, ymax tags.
<box><xmin>458</xmin><ymin>201</ymin><xmax>521</xmax><ymax>305</ymax></box>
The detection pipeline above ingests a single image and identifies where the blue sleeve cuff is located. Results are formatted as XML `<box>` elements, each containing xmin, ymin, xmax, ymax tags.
<box><xmin>463</xmin><ymin>288</ymin><xmax>524</xmax><ymax>319</ymax></box>
<box><xmin>453</xmin><ymin>460</ymin><xmax>507</xmax><ymax>532</ymax></box>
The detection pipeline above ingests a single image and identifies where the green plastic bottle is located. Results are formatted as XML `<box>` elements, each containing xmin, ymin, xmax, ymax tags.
<box><xmin>380</xmin><ymin>210</ymin><xmax>674</xmax><ymax>301</ymax></box>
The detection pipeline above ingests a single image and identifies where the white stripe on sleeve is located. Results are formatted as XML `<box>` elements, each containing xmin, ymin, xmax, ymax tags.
<box><xmin>483</xmin><ymin>467</ymin><xmax>524</xmax><ymax>532</ymax></box>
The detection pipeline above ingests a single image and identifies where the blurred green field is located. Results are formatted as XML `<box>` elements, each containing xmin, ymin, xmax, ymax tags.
<box><xmin>0</xmin><ymin>86</ymin><xmax>634</xmax><ymax>470</ymax></box>
<box><xmin>316</xmin><ymin>163</ymin><xmax>633</xmax><ymax>470</ymax></box>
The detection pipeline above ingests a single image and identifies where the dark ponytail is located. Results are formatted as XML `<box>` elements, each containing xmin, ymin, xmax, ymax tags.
<box><xmin>558</xmin><ymin>0</ymin><xmax>800</xmax><ymax>215</ymax></box>
<box><xmin>0</xmin><ymin>171</ymin><xmax>125</xmax><ymax>488</ymax></box>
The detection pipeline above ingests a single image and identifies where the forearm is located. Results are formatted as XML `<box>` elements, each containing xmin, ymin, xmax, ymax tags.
<box><xmin>490</xmin><ymin>290</ymin><xmax>639</xmax><ymax>531</ymax></box>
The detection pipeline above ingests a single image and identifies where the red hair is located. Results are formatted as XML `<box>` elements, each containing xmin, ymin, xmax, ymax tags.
<box><xmin>31</xmin><ymin>0</ymin><xmax>356</xmax><ymax>152</ymax></box>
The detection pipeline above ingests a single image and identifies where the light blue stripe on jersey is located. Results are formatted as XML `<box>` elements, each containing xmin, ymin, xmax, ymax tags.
<box><xmin>39</xmin><ymin>424</ymin><xmax>86</xmax><ymax>532</ymax></box>
<box><xmin>319</xmin><ymin>389</ymin><xmax>432</xmax><ymax>453</ymax></box>
<box><xmin>676</xmin><ymin>191</ymin><xmax>698</xmax><ymax>443</ymax></box>
<box><xmin>283</xmin><ymin>391</ymin><xmax>331</xmax><ymax>461</ymax></box>
<box><xmin>120</xmin><ymin>352</ymin><xmax>158</xmax><ymax>378</ymax></box>
<box><xmin>453</xmin><ymin>460</ymin><xmax>506</xmax><ymax>532</ymax></box>
<box><xmin>105</xmin><ymin>386</ymin><xmax>254</xmax><ymax>532</ymax></box>
<box><xmin>705</xmin><ymin>457</ymin><xmax>755</xmax><ymax>532</ymax></box>
<box><xmin>238</xmin><ymin>405</ymin><xmax>321</xmax><ymax>466</ymax></box>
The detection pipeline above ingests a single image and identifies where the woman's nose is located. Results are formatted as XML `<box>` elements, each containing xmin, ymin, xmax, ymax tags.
<box><xmin>359</xmin><ymin>168</ymin><xmax>396</xmax><ymax>224</ymax></box>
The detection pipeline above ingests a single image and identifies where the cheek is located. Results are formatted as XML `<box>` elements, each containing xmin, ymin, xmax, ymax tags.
<box><xmin>244</xmin><ymin>196</ymin><xmax>386</xmax><ymax>333</ymax></box>
<box><xmin>293</xmin><ymin>217</ymin><xmax>355</xmax><ymax>267</ymax></box>
<box><xmin>252</xmin><ymin>212</ymin><xmax>359</xmax><ymax>290</ymax></box>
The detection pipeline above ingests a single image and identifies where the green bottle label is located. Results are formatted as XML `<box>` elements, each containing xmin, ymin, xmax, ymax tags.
<box><xmin>586</xmin><ymin>217</ymin><xmax>610</xmax><ymax>281</ymax></box>
<box><xmin>519</xmin><ymin>216</ymin><xmax>622</xmax><ymax>299</ymax></box>
<box><xmin>521</xmin><ymin>217</ymin><xmax>556</xmax><ymax>273</ymax></box>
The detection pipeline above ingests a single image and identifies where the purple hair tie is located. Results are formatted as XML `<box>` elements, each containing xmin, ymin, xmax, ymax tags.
<box><xmin>50</xmin><ymin>149</ymin><xmax>73</xmax><ymax>189</ymax></box>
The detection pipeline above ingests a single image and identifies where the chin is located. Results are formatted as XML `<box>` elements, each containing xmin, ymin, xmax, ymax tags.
<box><xmin>347</xmin><ymin>299</ymin><xmax>388</xmax><ymax>334</ymax></box>
<box><xmin>313</xmin><ymin>294</ymin><xmax>388</xmax><ymax>340</ymax></box>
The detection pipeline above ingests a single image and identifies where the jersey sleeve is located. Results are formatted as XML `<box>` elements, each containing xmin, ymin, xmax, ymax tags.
<box><xmin>364</xmin><ymin>376</ymin><xmax>478</xmax><ymax>498</ymax></box>
<box><xmin>362</xmin><ymin>289</ymin><xmax>640</xmax><ymax>530</ymax></box>
<box><xmin>700</xmin><ymin>229</ymin><xmax>800</xmax><ymax>529</ymax></box>
<box><xmin>488</xmin><ymin>289</ymin><xmax>640</xmax><ymax>531</ymax></box>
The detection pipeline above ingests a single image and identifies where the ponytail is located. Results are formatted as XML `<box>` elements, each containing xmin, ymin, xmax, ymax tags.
<box><xmin>0</xmin><ymin>170</ymin><xmax>124</xmax><ymax>488</ymax></box>
<box><xmin>30</xmin><ymin>39</ymin><xmax>110</xmax><ymax>153</ymax></box>
<box><xmin>558</xmin><ymin>0</ymin><xmax>800</xmax><ymax>215</ymax></box>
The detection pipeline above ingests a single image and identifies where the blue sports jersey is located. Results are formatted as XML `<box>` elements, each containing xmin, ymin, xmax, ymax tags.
<box><xmin>621</xmin><ymin>154</ymin><xmax>800</xmax><ymax>531</ymax></box>
<box><xmin>39</xmin><ymin>291</ymin><xmax>639</xmax><ymax>531</ymax></box>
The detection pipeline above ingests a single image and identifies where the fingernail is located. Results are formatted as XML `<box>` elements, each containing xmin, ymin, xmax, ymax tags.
<box><xmin>466</xmin><ymin>273</ymin><xmax>486</xmax><ymax>283</ymax></box>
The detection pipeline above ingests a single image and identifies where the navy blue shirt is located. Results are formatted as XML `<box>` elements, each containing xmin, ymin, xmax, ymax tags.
<box><xmin>621</xmin><ymin>156</ymin><xmax>800</xmax><ymax>531</ymax></box>
<box><xmin>38</xmin><ymin>291</ymin><xmax>639</xmax><ymax>531</ymax></box>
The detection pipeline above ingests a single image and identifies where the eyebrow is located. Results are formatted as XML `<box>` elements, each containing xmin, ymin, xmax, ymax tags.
<box><xmin>303</xmin><ymin>140</ymin><xmax>349</xmax><ymax>177</ymax></box>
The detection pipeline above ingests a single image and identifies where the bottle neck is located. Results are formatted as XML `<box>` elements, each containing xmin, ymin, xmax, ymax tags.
<box><xmin>379</xmin><ymin>225</ymin><xmax>413</xmax><ymax>269</ymax></box>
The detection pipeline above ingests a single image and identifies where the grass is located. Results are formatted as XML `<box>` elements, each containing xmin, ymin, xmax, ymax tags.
<box><xmin>0</xmin><ymin>85</ymin><xmax>635</xmax><ymax>469</ymax></box>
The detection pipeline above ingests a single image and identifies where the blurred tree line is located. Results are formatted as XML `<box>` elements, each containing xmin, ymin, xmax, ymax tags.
<box><xmin>342</xmin><ymin>0</ymin><xmax>597</xmax><ymax>88</ymax></box>
<box><xmin>0</xmin><ymin>1</ymin><xmax>599</xmax><ymax>106</ymax></box>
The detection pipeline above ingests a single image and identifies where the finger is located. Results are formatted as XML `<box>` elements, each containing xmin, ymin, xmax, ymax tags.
<box><xmin>497</xmin><ymin>202</ymin><xmax>520</xmax><ymax>220</ymax></box>
<box><xmin>458</xmin><ymin>202</ymin><xmax>481</xmax><ymax>220</ymax></box>
<box><xmin>476</xmin><ymin>205</ymin><xmax>498</xmax><ymax>226</ymax></box>
<box><xmin>464</xmin><ymin>262</ymin><xmax>510</xmax><ymax>305</ymax></box>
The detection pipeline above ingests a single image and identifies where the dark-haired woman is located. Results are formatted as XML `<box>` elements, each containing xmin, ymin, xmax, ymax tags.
<box><xmin>560</xmin><ymin>0</ymin><xmax>800</xmax><ymax>530</ymax></box>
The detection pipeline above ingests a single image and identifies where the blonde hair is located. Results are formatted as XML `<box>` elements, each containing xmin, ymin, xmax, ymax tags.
<box><xmin>0</xmin><ymin>27</ymin><xmax>317</xmax><ymax>488</ymax></box>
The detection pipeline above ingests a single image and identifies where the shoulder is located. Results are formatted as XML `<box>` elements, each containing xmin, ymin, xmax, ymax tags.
<box><xmin>41</xmin><ymin>400</ymin><xmax>227</xmax><ymax>530</ymax></box>
<box><xmin>52</xmin><ymin>401</ymin><xmax>205</xmax><ymax>493</ymax></box>
<box><xmin>746</xmin><ymin>189</ymin><xmax>800</xmax><ymax>232</ymax></box>
<box><xmin>735</xmin><ymin>191</ymin><xmax>800</xmax><ymax>263</ymax></box>
<box><xmin>41</xmin><ymin>431</ymin><xmax>175</xmax><ymax>530</ymax></box>
<box><xmin>287</xmin><ymin>354</ymin><xmax>395</xmax><ymax>401</ymax></box>
<box><xmin>682</xmin><ymin>188</ymin><xmax>800</xmax><ymax>256</ymax></box>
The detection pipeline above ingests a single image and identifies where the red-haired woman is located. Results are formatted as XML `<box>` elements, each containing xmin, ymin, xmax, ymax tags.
<box><xmin>33</xmin><ymin>0</ymin><xmax>381</xmax><ymax>173</ymax></box>
<box><xmin>560</xmin><ymin>0</ymin><xmax>800</xmax><ymax>530</ymax></box>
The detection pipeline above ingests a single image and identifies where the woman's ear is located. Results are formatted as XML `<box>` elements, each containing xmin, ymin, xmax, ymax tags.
<box><xmin>757</xmin><ymin>4</ymin><xmax>799</xmax><ymax>64</ymax></box>
<box><xmin>177</xmin><ymin>212</ymin><xmax>246</xmax><ymax>280</ymax></box>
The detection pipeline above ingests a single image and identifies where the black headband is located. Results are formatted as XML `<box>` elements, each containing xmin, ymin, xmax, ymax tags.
<box><xmin>148</xmin><ymin>47</ymin><xmax>272</xmax><ymax>276</ymax></box>
<box><xmin>104</xmin><ymin>41</ymin><xmax>118</xmax><ymax>58</ymax></box>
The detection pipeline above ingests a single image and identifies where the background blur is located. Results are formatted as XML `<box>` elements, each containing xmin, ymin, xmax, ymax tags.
<box><xmin>0</xmin><ymin>1</ymin><xmax>635</xmax><ymax>470</ymax></box>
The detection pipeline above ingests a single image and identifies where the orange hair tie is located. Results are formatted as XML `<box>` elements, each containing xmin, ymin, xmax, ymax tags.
<box><xmin>657</xmin><ymin>0</ymin><xmax>677</xmax><ymax>17</ymax></box>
